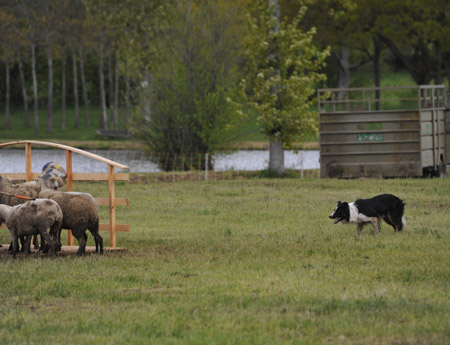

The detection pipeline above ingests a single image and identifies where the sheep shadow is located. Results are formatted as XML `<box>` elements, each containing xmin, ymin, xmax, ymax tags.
<box><xmin>0</xmin><ymin>244</ymin><xmax>125</xmax><ymax>257</ymax></box>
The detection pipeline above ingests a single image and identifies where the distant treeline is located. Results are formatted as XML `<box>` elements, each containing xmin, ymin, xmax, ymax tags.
<box><xmin>0</xmin><ymin>0</ymin><xmax>129</xmax><ymax>134</ymax></box>
<box><xmin>0</xmin><ymin>0</ymin><xmax>449</xmax><ymax>137</ymax></box>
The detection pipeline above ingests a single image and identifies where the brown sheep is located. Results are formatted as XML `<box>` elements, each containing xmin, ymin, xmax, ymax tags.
<box><xmin>38</xmin><ymin>190</ymin><xmax>103</xmax><ymax>256</ymax></box>
<box><xmin>0</xmin><ymin>199</ymin><xmax>63</xmax><ymax>258</ymax></box>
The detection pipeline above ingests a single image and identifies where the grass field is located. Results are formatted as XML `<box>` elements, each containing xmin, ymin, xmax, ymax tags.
<box><xmin>0</xmin><ymin>177</ymin><xmax>449</xmax><ymax>344</ymax></box>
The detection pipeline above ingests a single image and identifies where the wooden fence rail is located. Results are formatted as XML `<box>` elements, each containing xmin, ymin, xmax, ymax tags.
<box><xmin>0</xmin><ymin>140</ymin><xmax>130</xmax><ymax>248</ymax></box>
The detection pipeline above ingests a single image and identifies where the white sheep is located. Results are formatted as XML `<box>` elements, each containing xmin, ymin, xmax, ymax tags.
<box><xmin>0</xmin><ymin>173</ymin><xmax>62</xmax><ymax>251</ymax></box>
<box><xmin>0</xmin><ymin>199</ymin><xmax>63</xmax><ymax>258</ymax></box>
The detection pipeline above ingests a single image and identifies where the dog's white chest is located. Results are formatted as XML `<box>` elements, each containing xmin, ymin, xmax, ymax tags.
<box><xmin>348</xmin><ymin>203</ymin><xmax>373</xmax><ymax>223</ymax></box>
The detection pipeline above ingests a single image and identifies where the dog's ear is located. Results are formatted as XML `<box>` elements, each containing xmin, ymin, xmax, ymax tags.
<box><xmin>337</xmin><ymin>201</ymin><xmax>342</xmax><ymax>205</ymax></box>
<box><xmin>342</xmin><ymin>202</ymin><xmax>348</xmax><ymax>206</ymax></box>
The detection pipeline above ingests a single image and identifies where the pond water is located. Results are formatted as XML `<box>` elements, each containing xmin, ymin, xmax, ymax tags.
<box><xmin>0</xmin><ymin>149</ymin><xmax>319</xmax><ymax>173</ymax></box>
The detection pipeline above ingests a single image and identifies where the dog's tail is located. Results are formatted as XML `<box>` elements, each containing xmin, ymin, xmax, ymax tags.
<box><xmin>395</xmin><ymin>199</ymin><xmax>406</xmax><ymax>231</ymax></box>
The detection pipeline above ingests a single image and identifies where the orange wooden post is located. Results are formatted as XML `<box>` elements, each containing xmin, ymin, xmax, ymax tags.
<box><xmin>66</xmin><ymin>150</ymin><xmax>74</xmax><ymax>246</ymax></box>
<box><xmin>108</xmin><ymin>164</ymin><xmax>116</xmax><ymax>248</ymax></box>
<box><xmin>25</xmin><ymin>143</ymin><xmax>32</xmax><ymax>182</ymax></box>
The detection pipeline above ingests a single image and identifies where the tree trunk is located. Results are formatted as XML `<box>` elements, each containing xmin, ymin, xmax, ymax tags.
<box><xmin>114</xmin><ymin>52</ymin><xmax>119</xmax><ymax>128</ymax></box>
<box><xmin>72</xmin><ymin>45</ymin><xmax>79</xmax><ymax>129</ymax></box>
<box><xmin>268</xmin><ymin>0</ymin><xmax>280</xmax><ymax>31</ymax></box>
<box><xmin>31</xmin><ymin>41</ymin><xmax>39</xmax><ymax>134</ymax></box>
<box><xmin>5</xmin><ymin>55</ymin><xmax>11</xmax><ymax>129</ymax></box>
<box><xmin>125</xmin><ymin>71</ymin><xmax>130</xmax><ymax>125</ymax></box>
<box><xmin>337</xmin><ymin>48</ymin><xmax>350</xmax><ymax>101</ymax></box>
<box><xmin>142</xmin><ymin>73</ymin><xmax>151</xmax><ymax>121</ymax></box>
<box><xmin>269</xmin><ymin>136</ymin><xmax>284</xmax><ymax>176</ymax></box>
<box><xmin>47</xmin><ymin>43</ymin><xmax>54</xmax><ymax>132</ymax></box>
<box><xmin>434</xmin><ymin>44</ymin><xmax>442</xmax><ymax>85</ymax></box>
<box><xmin>61</xmin><ymin>47</ymin><xmax>66</xmax><ymax>131</ymax></box>
<box><xmin>108</xmin><ymin>47</ymin><xmax>115</xmax><ymax>128</ymax></box>
<box><xmin>99</xmin><ymin>33</ymin><xmax>107</xmax><ymax>129</ymax></box>
<box><xmin>79</xmin><ymin>47</ymin><xmax>90</xmax><ymax>129</ymax></box>
<box><xmin>17</xmin><ymin>53</ymin><xmax>30</xmax><ymax>128</ymax></box>
<box><xmin>373</xmin><ymin>37</ymin><xmax>381</xmax><ymax>110</ymax></box>
<box><xmin>268</xmin><ymin>0</ymin><xmax>283</xmax><ymax>177</ymax></box>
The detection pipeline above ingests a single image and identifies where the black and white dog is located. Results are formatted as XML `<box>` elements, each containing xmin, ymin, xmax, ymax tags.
<box><xmin>329</xmin><ymin>194</ymin><xmax>406</xmax><ymax>235</ymax></box>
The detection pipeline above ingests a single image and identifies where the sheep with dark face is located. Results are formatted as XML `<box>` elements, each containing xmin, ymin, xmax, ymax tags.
<box><xmin>0</xmin><ymin>199</ymin><xmax>63</xmax><ymax>258</ymax></box>
<box><xmin>38</xmin><ymin>190</ymin><xmax>103</xmax><ymax>256</ymax></box>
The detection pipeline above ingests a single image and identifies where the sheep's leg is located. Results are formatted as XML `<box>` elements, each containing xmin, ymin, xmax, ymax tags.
<box><xmin>41</xmin><ymin>236</ymin><xmax>49</xmax><ymax>253</ymax></box>
<box><xmin>49</xmin><ymin>222</ymin><xmax>62</xmax><ymax>252</ymax></box>
<box><xmin>19</xmin><ymin>236</ymin><xmax>26</xmax><ymax>252</ymax></box>
<box><xmin>10</xmin><ymin>230</ymin><xmax>19</xmax><ymax>259</ymax></box>
<box><xmin>72</xmin><ymin>229</ymin><xmax>86</xmax><ymax>256</ymax></box>
<box><xmin>33</xmin><ymin>235</ymin><xmax>39</xmax><ymax>250</ymax></box>
<box><xmin>13</xmin><ymin>239</ymin><xmax>19</xmax><ymax>258</ymax></box>
<box><xmin>89</xmin><ymin>224</ymin><xmax>103</xmax><ymax>254</ymax></box>
<box><xmin>94</xmin><ymin>233</ymin><xmax>103</xmax><ymax>254</ymax></box>
<box><xmin>39</xmin><ymin>230</ymin><xmax>55</xmax><ymax>257</ymax></box>
<box><xmin>24</xmin><ymin>236</ymin><xmax>33</xmax><ymax>258</ymax></box>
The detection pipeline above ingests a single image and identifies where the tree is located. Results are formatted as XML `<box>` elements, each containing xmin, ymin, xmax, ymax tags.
<box><xmin>302</xmin><ymin>0</ymin><xmax>358</xmax><ymax>94</ymax></box>
<box><xmin>16</xmin><ymin>0</ymin><xmax>41</xmax><ymax>134</ymax></box>
<box><xmin>0</xmin><ymin>7</ymin><xmax>16</xmax><ymax>129</ymax></box>
<box><xmin>240</xmin><ymin>1</ymin><xmax>329</xmax><ymax>176</ymax></box>
<box><xmin>41</xmin><ymin>0</ymin><xmax>58</xmax><ymax>133</ymax></box>
<box><xmin>373</xmin><ymin>0</ymin><xmax>450</xmax><ymax>85</ymax></box>
<box><xmin>127</xmin><ymin>0</ymin><xmax>245</xmax><ymax>169</ymax></box>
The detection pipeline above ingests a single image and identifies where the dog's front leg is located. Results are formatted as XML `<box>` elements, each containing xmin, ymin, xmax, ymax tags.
<box><xmin>355</xmin><ymin>223</ymin><xmax>363</xmax><ymax>235</ymax></box>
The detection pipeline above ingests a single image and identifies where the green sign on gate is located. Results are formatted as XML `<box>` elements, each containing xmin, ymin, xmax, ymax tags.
<box><xmin>357</xmin><ymin>133</ymin><xmax>384</xmax><ymax>142</ymax></box>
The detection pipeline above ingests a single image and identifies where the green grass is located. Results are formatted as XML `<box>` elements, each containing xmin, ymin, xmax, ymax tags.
<box><xmin>0</xmin><ymin>177</ymin><xmax>449</xmax><ymax>344</ymax></box>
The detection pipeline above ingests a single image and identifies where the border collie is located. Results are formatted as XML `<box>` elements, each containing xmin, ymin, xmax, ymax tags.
<box><xmin>329</xmin><ymin>194</ymin><xmax>406</xmax><ymax>235</ymax></box>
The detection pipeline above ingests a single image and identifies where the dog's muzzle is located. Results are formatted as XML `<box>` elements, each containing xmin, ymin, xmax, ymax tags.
<box><xmin>329</xmin><ymin>214</ymin><xmax>342</xmax><ymax>224</ymax></box>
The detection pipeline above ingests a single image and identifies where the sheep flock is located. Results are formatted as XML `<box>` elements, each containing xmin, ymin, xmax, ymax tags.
<box><xmin>0</xmin><ymin>161</ymin><xmax>104</xmax><ymax>257</ymax></box>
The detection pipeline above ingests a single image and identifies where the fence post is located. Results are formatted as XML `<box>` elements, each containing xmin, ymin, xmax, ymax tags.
<box><xmin>205</xmin><ymin>153</ymin><xmax>209</xmax><ymax>181</ymax></box>
<box><xmin>25</xmin><ymin>143</ymin><xmax>32</xmax><ymax>182</ymax></box>
<box><xmin>299</xmin><ymin>151</ymin><xmax>304</xmax><ymax>179</ymax></box>
<box><xmin>66</xmin><ymin>150</ymin><xmax>74</xmax><ymax>246</ymax></box>
<box><xmin>108</xmin><ymin>164</ymin><xmax>116</xmax><ymax>248</ymax></box>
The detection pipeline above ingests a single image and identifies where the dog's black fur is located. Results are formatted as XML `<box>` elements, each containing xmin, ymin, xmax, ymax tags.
<box><xmin>329</xmin><ymin>194</ymin><xmax>406</xmax><ymax>234</ymax></box>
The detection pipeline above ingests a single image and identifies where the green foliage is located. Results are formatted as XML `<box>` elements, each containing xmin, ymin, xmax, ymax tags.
<box><xmin>128</xmin><ymin>0</ymin><xmax>244</xmax><ymax>167</ymax></box>
<box><xmin>0</xmin><ymin>178</ymin><xmax>449</xmax><ymax>344</ymax></box>
<box><xmin>240</xmin><ymin>2</ymin><xmax>330</xmax><ymax>148</ymax></box>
